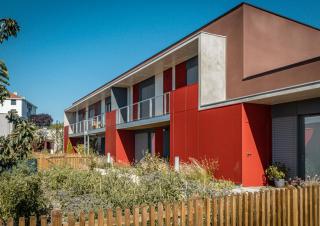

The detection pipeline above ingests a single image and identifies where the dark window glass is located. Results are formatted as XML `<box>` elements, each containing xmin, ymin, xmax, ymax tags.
<box><xmin>186</xmin><ymin>56</ymin><xmax>198</xmax><ymax>85</ymax></box>
<box><xmin>11</xmin><ymin>100</ymin><xmax>16</xmax><ymax>105</ymax></box>
<box><xmin>105</xmin><ymin>96</ymin><xmax>111</xmax><ymax>112</ymax></box>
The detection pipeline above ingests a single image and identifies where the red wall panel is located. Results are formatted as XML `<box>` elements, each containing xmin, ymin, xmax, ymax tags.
<box><xmin>116</xmin><ymin>130</ymin><xmax>135</xmax><ymax>163</ymax></box>
<box><xmin>175</xmin><ymin>62</ymin><xmax>187</xmax><ymax>89</ymax></box>
<box><xmin>63</xmin><ymin>126</ymin><xmax>69</xmax><ymax>152</ymax></box>
<box><xmin>170</xmin><ymin>84</ymin><xmax>272</xmax><ymax>186</ymax></box>
<box><xmin>163</xmin><ymin>68</ymin><xmax>173</xmax><ymax>93</ymax></box>
<box><xmin>241</xmin><ymin>104</ymin><xmax>271</xmax><ymax>186</ymax></box>
<box><xmin>105</xmin><ymin>111</ymin><xmax>135</xmax><ymax>164</ymax></box>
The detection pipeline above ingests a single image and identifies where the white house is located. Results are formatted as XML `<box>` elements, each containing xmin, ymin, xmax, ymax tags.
<box><xmin>0</xmin><ymin>91</ymin><xmax>37</xmax><ymax>136</ymax></box>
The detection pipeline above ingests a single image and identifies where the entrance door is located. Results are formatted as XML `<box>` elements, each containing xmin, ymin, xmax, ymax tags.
<box><xmin>300</xmin><ymin>115</ymin><xmax>320</xmax><ymax>177</ymax></box>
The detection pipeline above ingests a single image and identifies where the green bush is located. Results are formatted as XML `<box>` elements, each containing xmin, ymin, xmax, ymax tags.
<box><xmin>0</xmin><ymin>162</ymin><xmax>48</xmax><ymax>221</ymax></box>
<box><xmin>40</xmin><ymin>155</ymin><xmax>234</xmax><ymax>215</ymax></box>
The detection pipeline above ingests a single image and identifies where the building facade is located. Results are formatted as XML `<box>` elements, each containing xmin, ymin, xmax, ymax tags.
<box><xmin>0</xmin><ymin>92</ymin><xmax>37</xmax><ymax>136</ymax></box>
<box><xmin>64</xmin><ymin>3</ymin><xmax>320</xmax><ymax>186</ymax></box>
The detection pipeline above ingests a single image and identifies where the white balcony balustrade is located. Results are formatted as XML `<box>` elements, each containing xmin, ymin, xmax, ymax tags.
<box><xmin>116</xmin><ymin>92</ymin><xmax>170</xmax><ymax>125</ymax></box>
<box><xmin>69</xmin><ymin>113</ymin><xmax>105</xmax><ymax>135</ymax></box>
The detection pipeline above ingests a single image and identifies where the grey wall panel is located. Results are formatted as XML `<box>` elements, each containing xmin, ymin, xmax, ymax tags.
<box><xmin>271</xmin><ymin>97</ymin><xmax>320</xmax><ymax>178</ymax></box>
<box><xmin>272</xmin><ymin>116</ymin><xmax>298</xmax><ymax>178</ymax></box>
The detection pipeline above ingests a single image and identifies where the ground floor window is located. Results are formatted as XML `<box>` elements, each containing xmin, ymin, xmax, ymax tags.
<box><xmin>299</xmin><ymin>114</ymin><xmax>320</xmax><ymax>177</ymax></box>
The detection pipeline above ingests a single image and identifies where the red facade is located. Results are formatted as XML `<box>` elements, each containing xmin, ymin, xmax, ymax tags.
<box><xmin>169</xmin><ymin>84</ymin><xmax>271</xmax><ymax>186</ymax></box>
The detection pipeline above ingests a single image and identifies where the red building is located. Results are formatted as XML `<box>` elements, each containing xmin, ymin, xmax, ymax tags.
<box><xmin>64</xmin><ymin>3</ymin><xmax>320</xmax><ymax>186</ymax></box>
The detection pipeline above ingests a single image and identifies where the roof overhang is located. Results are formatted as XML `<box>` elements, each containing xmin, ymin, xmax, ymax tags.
<box><xmin>65</xmin><ymin>31</ymin><xmax>209</xmax><ymax>113</ymax></box>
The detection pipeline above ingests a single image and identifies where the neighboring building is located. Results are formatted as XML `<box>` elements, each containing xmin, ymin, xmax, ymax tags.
<box><xmin>64</xmin><ymin>3</ymin><xmax>320</xmax><ymax>186</ymax></box>
<box><xmin>0</xmin><ymin>92</ymin><xmax>37</xmax><ymax>136</ymax></box>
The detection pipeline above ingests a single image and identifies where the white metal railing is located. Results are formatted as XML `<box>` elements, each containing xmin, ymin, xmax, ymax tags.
<box><xmin>116</xmin><ymin>92</ymin><xmax>170</xmax><ymax>125</ymax></box>
<box><xmin>69</xmin><ymin>113</ymin><xmax>105</xmax><ymax>135</ymax></box>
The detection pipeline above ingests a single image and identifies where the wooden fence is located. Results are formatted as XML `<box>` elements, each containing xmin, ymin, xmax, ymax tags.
<box><xmin>33</xmin><ymin>153</ymin><xmax>92</xmax><ymax>170</ymax></box>
<box><xmin>2</xmin><ymin>184</ymin><xmax>320</xmax><ymax>226</ymax></box>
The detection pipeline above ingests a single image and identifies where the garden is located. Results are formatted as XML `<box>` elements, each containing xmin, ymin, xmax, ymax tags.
<box><xmin>0</xmin><ymin>149</ymin><xmax>236</xmax><ymax>221</ymax></box>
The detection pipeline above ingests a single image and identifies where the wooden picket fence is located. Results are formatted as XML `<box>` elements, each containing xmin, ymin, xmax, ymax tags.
<box><xmin>2</xmin><ymin>185</ymin><xmax>320</xmax><ymax>226</ymax></box>
<box><xmin>33</xmin><ymin>153</ymin><xmax>92</xmax><ymax>170</ymax></box>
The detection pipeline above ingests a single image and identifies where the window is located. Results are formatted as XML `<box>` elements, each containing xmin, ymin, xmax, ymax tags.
<box><xmin>105</xmin><ymin>96</ymin><xmax>111</xmax><ymax>112</ymax></box>
<box><xmin>11</xmin><ymin>100</ymin><xmax>16</xmax><ymax>105</ymax></box>
<box><xmin>186</xmin><ymin>56</ymin><xmax>198</xmax><ymax>85</ymax></box>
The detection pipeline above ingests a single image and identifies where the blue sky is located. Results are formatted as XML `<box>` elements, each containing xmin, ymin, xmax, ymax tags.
<box><xmin>0</xmin><ymin>0</ymin><xmax>319</xmax><ymax>121</ymax></box>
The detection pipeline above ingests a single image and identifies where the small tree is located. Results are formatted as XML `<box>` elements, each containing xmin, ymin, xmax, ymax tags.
<box><xmin>29</xmin><ymin>114</ymin><xmax>53</xmax><ymax>128</ymax></box>
<box><xmin>0</xmin><ymin>114</ymin><xmax>36</xmax><ymax>172</ymax></box>
<box><xmin>49</xmin><ymin>122</ymin><xmax>64</xmax><ymax>152</ymax></box>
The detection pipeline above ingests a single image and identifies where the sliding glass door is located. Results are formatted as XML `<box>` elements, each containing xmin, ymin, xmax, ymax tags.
<box><xmin>300</xmin><ymin>115</ymin><xmax>320</xmax><ymax>177</ymax></box>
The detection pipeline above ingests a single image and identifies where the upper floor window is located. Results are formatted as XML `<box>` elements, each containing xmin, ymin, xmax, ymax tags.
<box><xmin>105</xmin><ymin>96</ymin><xmax>111</xmax><ymax>112</ymax></box>
<box><xmin>11</xmin><ymin>100</ymin><xmax>16</xmax><ymax>105</ymax></box>
<box><xmin>186</xmin><ymin>56</ymin><xmax>198</xmax><ymax>85</ymax></box>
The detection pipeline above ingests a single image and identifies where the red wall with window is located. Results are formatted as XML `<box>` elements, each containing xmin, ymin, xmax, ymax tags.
<box><xmin>163</xmin><ymin>68</ymin><xmax>173</xmax><ymax>93</ymax></box>
<box><xmin>170</xmin><ymin>84</ymin><xmax>271</xmax><ymax>186</ymax></box>
<box><xmin>175</xmin><ymin>62</ymin><xmax>187</xmax><ymax>89</ymax></box>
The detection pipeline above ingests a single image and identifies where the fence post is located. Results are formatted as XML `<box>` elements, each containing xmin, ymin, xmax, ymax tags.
<box><xmin>150</xmin><ymin>205</ymin><xmax>156</xmax><ymax>226</ymax></box>
<box><xmin>188</xmin><ymin>199</ymin><xmax>194</xmax><ymax>226</ymax></box>
<box><xmin>165</xmin><ymin>203</ymin><xmax>171</xmax><ymax>226</ymax></box>
<box><xmin>67</xmin><ymin>213</ymin><xmax>75</xmax><ymax>226</ymax></box>
<box><xmin>107</xmin><ymin>208</ymin><xmax>114</xmax><ymax>226</ymax></box>
<box><xmin>51</xmin><ymin>210</ymin><xmax>62</xmax><ymax>226</ymax></box>
<box><xmin>18</xmin><ymin>217</ymin><xmax>25</xmax><ymax>226</ymax></box>
<box><xmin>79</xmin><ymin>211</ymin><xmax>85</xmax><ymax>226</ymax></box>
<box><xmin>133</xmin><ymin>206</ymin><xmax>140</xmax><ymax>226</ymax></box>
<box><xmin>205</xmin><ymin>198</ymin><xmax>211</xmax><ymax>226</ymax></box>
<box><xmin>292</xmin><ymin>188</ymin><xmax>298</xmax><ymax>226</ymax></box>
<box><xmin>40</xmin><ymin>216</ymin><xmax>48</xmax><ymax>226</ymax></box>
<box><xmin>7</xmin><ymin>217</ymin><xmax>13</xmax><ymax>226</ymax></box>
<box><xmin>116</xmin><ymin>207</ymin><xmax>123</xmax><ymax>226</ymax></box>
<box><xmin>181</xmin><ymin>201</ymin><xmax>186</xmax><ymax>226</ymax></box>
<box><xmin>98</xmin><ymin>209</ymin><xmax>104</xmax><ymax>226</ymax></box>
<box><xmin>124</xmin><ymin>209</ymin><xmax>131</xmax><ymax>226</ymax></box>
<box><xmin>157</xmin><ymin>203</ymin><xmax>164</xmax><ymax>226</ymax></box>
<box><xmin>174</xmin><ymin>156</ymin><xmax>180</xmax><ymax>172</ymax></box>
<box><xmin>173</xmin><ymin>203</ymin><xmax>179</xmax><ymax>226</ymax></box>
<box><xmin>89</xmin><ymin>209</ymin><xmax>95</xmax><ymax>226</ymax></box>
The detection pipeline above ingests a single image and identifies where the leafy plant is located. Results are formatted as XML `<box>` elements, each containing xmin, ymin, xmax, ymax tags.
<box><xmin>0</xmin><ymin>162</ymin><xmax>48</xmax><ymax>221</ymax></box>
<box><xmin>265</xmin><ymin>162</ymin><xmax>288</xmax><ymax>180</ymax></box>
<box><xmin>0</xmin><ymin>112</ymin><xmax>36</xmax><ymax>172</ymax></box>
<box><xmin>0</xmin><ymin>18</ymin><xmax>20</xmax><ymax>104</ymax></box>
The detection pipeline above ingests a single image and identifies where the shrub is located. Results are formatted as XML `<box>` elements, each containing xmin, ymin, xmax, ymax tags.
<box><xmin>265</xmin><ymin>162</ymin><xmax>288</xmax><ymax>181</ymax></box>
<box><xmin>0</xmin><ymin>162</ymin><xmax>48</xmax><ymax>221</ymax></box>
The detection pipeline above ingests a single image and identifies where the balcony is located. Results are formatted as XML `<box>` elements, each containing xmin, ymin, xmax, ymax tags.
<box><xmin>69</xmin><ymin>114</ymin><xmax>105</xmax><ymax>135</ymax></box>
<box><xmin>116</xmin><ymin>92</ymin><xmax>170</xmax><ymax>126</ymax></box>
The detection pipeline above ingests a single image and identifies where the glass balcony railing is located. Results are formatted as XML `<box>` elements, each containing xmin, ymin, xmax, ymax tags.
<box><xmin>116</xmin><ymin>92</ymin><xmax>170</xmax><ymax>125</ymax></box>
<box><xmin>69</xmin><ymin>113</ymin><xmax>105</xmax><ymax>135</ymax></box>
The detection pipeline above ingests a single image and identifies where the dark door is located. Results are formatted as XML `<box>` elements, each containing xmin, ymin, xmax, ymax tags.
<box><xmin>299</xmin><ymin>115</ymin><xmax>320</xmax><ymax>177</ymax></box>
<box><xmin>163</xmin><ymin>128</ymin><xmax>170</xmax><ymax>160</ymax></box>
<box><xmin>139</xmin><ymin>77</ymin><xmax>155</xmax><ymax>119</ymax></box>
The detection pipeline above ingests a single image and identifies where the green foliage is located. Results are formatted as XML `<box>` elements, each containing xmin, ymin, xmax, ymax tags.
<box><xmin>265</xmin><ymin>162</ymin><xmax>288</xmax><ymax>180</ymax></box>
<box><xmin>66</xmin><ymin>140</ymin><xmax>74</xmax><ymax>154</ymax></box>
<box><xmin>29</xmin><ymin>114</ymin><xmax>53</xmax><ymax>128</ymax></box>
<box><xmin>0</xmin><ymin>113</ymin><xmax>36</xmax><ymax>171</ymax></box>
<box><xmin>0</xmin><ymin>18</ymin><xmax>20</xmax><ymax>104</ymax></box>
<box><xmin>40</xmin><ymin>155</ymin><xmax>234</xmax><ymax>215</ymax></box>
<box><xmin>0</xmin><ymin>18</ymin><xmax>20</xmax><ymax>43</ymax></box>
<box><xmin>0</xmin><ymin>162</ymin><xmax>48</xmax><ymax>221</ymax></box>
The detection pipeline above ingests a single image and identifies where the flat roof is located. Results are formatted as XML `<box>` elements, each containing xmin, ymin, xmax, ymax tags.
<box><xmin>67</xmin><ymin>2</ymin><xmax>320</xmax><ymax>111</ymax></box>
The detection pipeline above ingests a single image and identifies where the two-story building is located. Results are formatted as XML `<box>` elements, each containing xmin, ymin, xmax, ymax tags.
<box><xmin>64</xmin><ymin>3</ymin><xmax>320</xmax><ymax>186</ymax></box>
<box><xmin>0</xmin><ymin>91</ymin><xmax>37</xmax><ymax>136</ymax></box>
